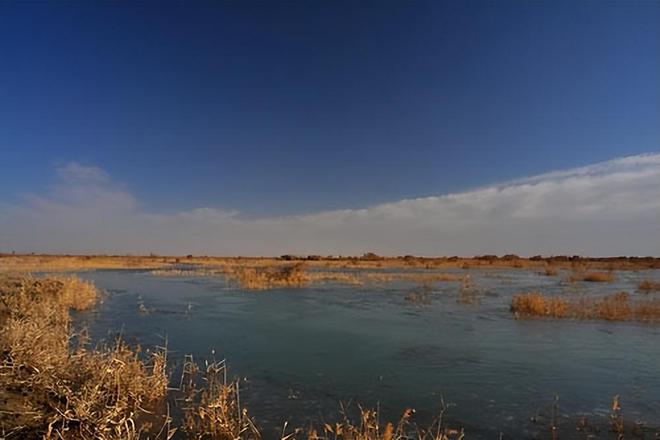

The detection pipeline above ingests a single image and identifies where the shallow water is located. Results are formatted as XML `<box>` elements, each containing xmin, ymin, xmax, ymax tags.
<box><xmin>73</xmin><ymin>268</ymin><xmax>660</xmax><ymax>438</ymax></box>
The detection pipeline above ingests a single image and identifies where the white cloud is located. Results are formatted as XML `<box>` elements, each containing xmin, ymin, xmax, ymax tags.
<box><xmin>1</xmin><ymin>155</ymin><xmax>659</xmax><ymax>256</ymax></box>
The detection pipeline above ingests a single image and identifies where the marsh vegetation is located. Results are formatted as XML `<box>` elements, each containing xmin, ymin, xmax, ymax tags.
<box><xmin>511</xmin><ymin>291</ymin><xmax>660</xmax><ymax>322</ymax></box>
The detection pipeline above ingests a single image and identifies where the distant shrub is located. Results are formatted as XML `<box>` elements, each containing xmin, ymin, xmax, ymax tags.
<box><xmin>360</xmin><ymin>252</ymin><xmax>382</xmax><ymax>261</ymax></box>
<box><xmin>475</xmin><ymin>255</ymin><xmax>498</xmax><ymax>261</ymax></box>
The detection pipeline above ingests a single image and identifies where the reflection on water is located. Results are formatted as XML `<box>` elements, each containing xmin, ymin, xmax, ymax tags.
<box><xmin>73</xmin><ymin>269</ymin><xmax>660</xmax><ymax>439</ymax></box>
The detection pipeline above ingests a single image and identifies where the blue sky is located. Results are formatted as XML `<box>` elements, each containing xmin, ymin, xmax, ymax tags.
<box><xmin>1</xmin><ymin>0</ymin><xmax>658</xmax><ymax>217</ymax></box>
<box><xmin>0</xmin><ymin>1</ymin><xmax>658</xmax><ymax>255</ymax></box>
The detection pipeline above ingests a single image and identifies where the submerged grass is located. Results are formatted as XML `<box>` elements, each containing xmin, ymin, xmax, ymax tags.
<box><xmin>511</xmin><ymin>291</ymin><xmax>660</xmax><ymax>322</ymax></box>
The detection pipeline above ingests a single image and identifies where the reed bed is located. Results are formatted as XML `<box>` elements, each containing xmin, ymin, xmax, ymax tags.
<box><xmin>511</xmin><ymin>291</ymin><xmax>660</xmax><ymax>322</ymax></box>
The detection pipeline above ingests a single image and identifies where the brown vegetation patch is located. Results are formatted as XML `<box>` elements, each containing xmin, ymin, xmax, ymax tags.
<box><xmin>511</xmin><ymin>291</ymin><xmax>660</xmax><ymax>322</ymax></box>
<box><xmin>0</xmin><ymin>275</ymin><xmax>167</xmax><ymax>439</ymax></box>
<box><xmin>224</xmin><ymin>263</ymin><xmax>308</xmax><ymax>290</ymax></box>
<box><xmin>221</xmin><ymin>263</ymin><xmax>465</xmax><ymax>290</ymax></box>
<box><xmin>511</xmin><ymin>293</ymin><xmax>568</xmax><ymax>318</ymax></box>
<box><xmin>570</xmin><ymin>271</ymin><xmax>615</xmax><ymax>283</ymax></box>
<box><xmin>638</xmin><ymin>279</ymin><xmax>660</xmax><ymax>292</ymax></box>
<box><xmin>4</xmin><ymin>253</ymin><xmax>660</xmax><ymax>274</ymax></box>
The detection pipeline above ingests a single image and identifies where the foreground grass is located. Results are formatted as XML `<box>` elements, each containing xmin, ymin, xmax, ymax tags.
<box><xmin>0</xmin><ymin>276</ymin><xmax>168</xmax><ymax>439</ymax></box>
<box><xmin>511</xmin><ymin>291</ymin><xmax>660</xmax><ymax>322</ymax></box>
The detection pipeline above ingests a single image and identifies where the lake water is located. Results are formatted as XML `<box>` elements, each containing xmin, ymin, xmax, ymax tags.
<box><xmin>72</xmin><ymin>268</ymin><xmax>660</xmax><ymax>439</ymax></box>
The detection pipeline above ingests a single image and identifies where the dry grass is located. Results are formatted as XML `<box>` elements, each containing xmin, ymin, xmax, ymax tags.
<box><xmin>570</xmin><ymin>270</ymin><xmax>614</xmax><ymax>283</ymax></box>
<box><xmin>570</xmin><ymin>271</ymin><xmax>615</xmax><ymax>283</ymax></box>
<box><xmin>510</xmin><ymin>293</ymin><xmax>568</xmax><ymax>318</ymax></box>
<box><xmin>0</xmin><ymin>254</ymin><xmax>176</xmax><ymax>272</ymax></box>
<box><xmin>0</xmin><ymin>275</ymin><xmax>168</xmax><ymax>439</ymax></box>
<box><xmin>638</xmin><ymin>279</ymin><xmax>660</xmax><ymax>292</ymax></box>
<box><xmin>179</xmin><ymin>356</ymin><xmax>260</xmax><ymax>440</ymax></box>
<box><xmin>3</xmin><ymin>254</ymin><xmax>659</xmax><ymax>274</ymax></box>
<box><xmin>224</xmin><ymin>264</ymin><xmax>308</xmax><ymax>290</ymax></box>
<box><xmin>222</xmin><ymin>263</ymin><xmax>464</xmax><ymax>290</ymax></box>
<box><xmin>51</xmin><ymin>275</ymin><xmax>99</xmax><ymax>310</ymax></box>
<box><xmin>511</xmin><ymin>291</ymin><xmax>660</xmax><ymax>322</ymax></box>
<box><xmin>298</xmin><ymin>404</ymin><xmax>465</xmax><ymax>440</ymax></box>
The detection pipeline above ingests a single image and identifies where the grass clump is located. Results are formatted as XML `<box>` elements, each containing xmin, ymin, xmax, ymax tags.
<box><xmin>225</xmin><ymin>263</ymin><xmax>308</xmax><ymax>290</ymax></box>
<box><xmin>51</xmin><ymin>274</ymin><xmax>99</xmax><ymax>310</ymax></box>
<box><xmin>570</xmin><ymin>271</ymin><xmax>614</xmax><ymax>283</ymax></box>
<box><xmin>511</xmin><ymin>293</ymin><xmax>568</xmax><ymax>318</ymax></box>
<box><xmin>511</xmin><ymin>291</ymin><xmax>660</xmax><ymax>322</ymax></box>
